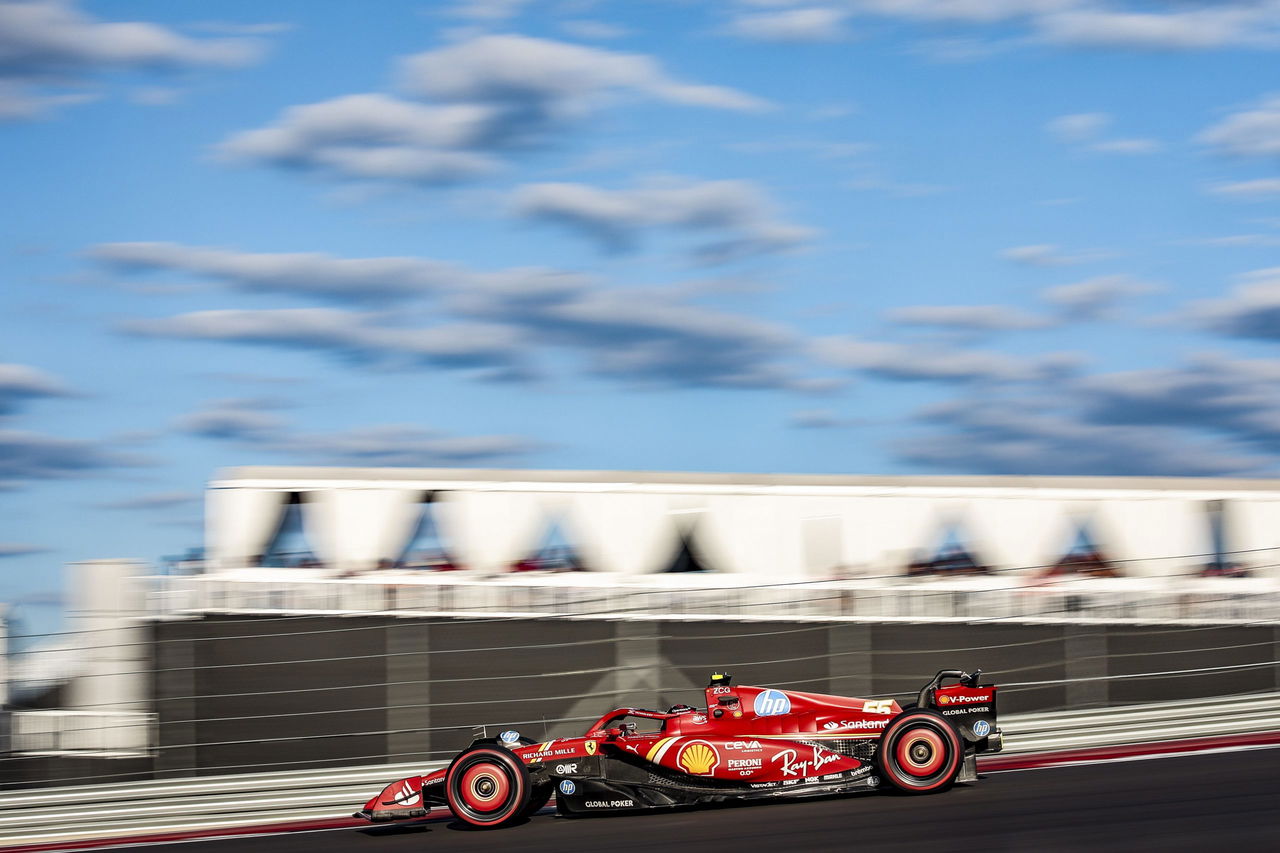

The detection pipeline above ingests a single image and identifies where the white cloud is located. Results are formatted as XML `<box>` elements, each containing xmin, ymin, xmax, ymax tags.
<box><xmin>848</xmin><ymin>1</ymin><xmax>1280</xmax><ymax>51</ymax></box>
<box><xmin>175</xmin><ymin>395</ymin><xmax>542</xmax><ymax>465</ymax></box>
<box><xmin>174</xmin><ymin>397</ymin><xmax>291</xmax><ymax>442</ymax></box>
<box><xmin>1209</xmin><ymin>178</ymin><xmax>1280</xmax><ymax>199</ymax></box>
<box><xmin>105</xmin><ymin>242</ymin><xmax>812</xmax><ymax>390</ymax></box>
<box><xmin>1076</xmin><ymin>356</ymin><xmax>1280</xmax><ymax>444</ymax></box>
<box><xmin>273</xmin><ymin>424</ymin><xmax>542</xmax><ymax>467</ymax></box>
<box><xmin>898</xmin><ymin>399</ymin><xmax>1263</xmax><ymax>476</ymax></box>
<box><xmin>216</xmin><ymin>94</ymin><xmax>503</xmax><ymax>184</ymax></box>
<box><xmin>188</xmin><ymin>21</ymin><xmax>294</xmax><ymax>36</ymax></box>
<box><xmin>1089</xmin><ymin>137</ymin><xmax>1161</xmax><ymax>154</ymax></box>
<box><xmin>398</xmin><ymin>34</ymin><xmax>769</xmax><ymax>113</ymax></box>
<box><xmin>726</xmin><ymin>7</ymin><xmax>853</xmax><ymax>43</ymax></box>
<box><xmin>0</xmin><ymin>542</ymin><xmax>52</xmax><ymax>558</ymax></box>
<box><xmin>811</xmin><ymin>335</ymin><xmax>1048</xmax><ymax>382</ymax></box>
<box><xmin>0</xmin><ymin>0</ymin><xmax>261</xmax><ymax>70</ymax></box>
<box><xmin>508</xmin><ymin>178</ymin><xmax>816</xmax><ymax>262</ymax></box>
<box><xmin>0</xmin><ymin>429</ymin><xmax>148</xmax><ymax>483</ymax></box>
<box><xmin>1000</xmin><ymin>243</ymin><xmax>1112</xmax><ymax>266</ymax></box>
<box><xmin>122</xmin><ymin>308</ymin><xmax>529</xmax><ymax>375</ymax></box>
<box><xmin>1036</xmin><ymin>7</ymin><xmax>1280</xmax><ymax>50</ymax></box>
<box><xmin>1188</xmin><ymin>234</ymin><xmax>1280</xmax><ymax>248</ymax></box>
<box><xmin>1046</xmin><ymin>111</ymin><xmax>1159</xmax><ymax>154</ymax></box>
<box><xmin>1041</xmin><ymin>274</ymin><xmax>1158</xmax><ymax>320</ymax></box>
<box><xmin>93</xmin><ymin>242</ymin><xmax>585</xmax><ymax>305</ymax></box>
<box><xmin>129</xmin><ymin>86</ymin><xmax>182</xmax><ymax>106</ymax></box>
<box><xmin>0</xmin><ymin>363</ymin><xmax>74</xmax><ymax>414</ymax></box>
<box><xmin>895</xmin><ymin>352</ymin><xmax>1280</xmax><ymax>476</ymax></box>
<box><xmin>853</xmin><ymin>0</ymin><xmax>1076</xmax><ymax>24</ymax></box>
<box><xmin>886</xmin><ymin>304</ymin><xmax>1053</xmax><ymax>331</ymax></box>
<box><xmin>1199</xmin><ymin>94</ymin><xmax>1280</xmax><ymax>158</ymax></box>
<box><xmin>222</xmin><ymin>34</ymin><xmax>767</xmax><ymax>184</ymax></box>
<box><xmin>0</xmin><ymin>0</ymin><xmax>267</xmax><ymax>120</ymax></box>
<box><xmin>789</xmin><ymin>408</ymin><xmax>856</xmax><ymax>429</ymax></box>
<box><xmin>0</xmin><ymin>81</ymin><xmax>95</xmax><ymax>119</ymax></box>
<box><xmin>1194</xmin><ymin>267</ymin><xmax>1280</xmax><ymax>341</ymax></box>
<box><xmin>1046</xmin><ymin>112</ymin><xmax>1109</xmax><ymax>142</ymax></box>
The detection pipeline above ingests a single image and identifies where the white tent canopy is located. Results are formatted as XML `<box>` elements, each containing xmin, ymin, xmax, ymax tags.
<box><xmin>203</xmin><ymin>468</ymin><xmax>1280</xmax><ymax>580</ymax></box>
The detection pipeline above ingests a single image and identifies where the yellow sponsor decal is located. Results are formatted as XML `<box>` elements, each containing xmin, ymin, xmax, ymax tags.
<box><xmin>676</xmin><ymin>741</ymin><xmax>720</xmax><ymax>776</ymax></box>
<box><xmin>585</xmin><ymin>740</ymin><xmax>597</xmax><ymax>756</ymax></box>
<box><xmin>645</xmin><ymin>737</ymin><xmax>676</xmax><ymax>762</ymax></box>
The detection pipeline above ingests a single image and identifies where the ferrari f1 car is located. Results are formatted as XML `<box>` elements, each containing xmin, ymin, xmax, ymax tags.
<box><xmin>357</xmin><ymin>669</ymin><xmax>1002</xmax><ymax>827</ymax></box>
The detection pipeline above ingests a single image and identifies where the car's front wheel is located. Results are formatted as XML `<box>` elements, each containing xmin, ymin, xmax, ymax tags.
<box><xmin>875</xmin><ymin>709</ymin><xmax>963</xmax><ymax>794</ymax></box>
<box><xmin>445</xmin><ymin>746</ymin><xmax>532</xmax><ymax>827</ymax></box>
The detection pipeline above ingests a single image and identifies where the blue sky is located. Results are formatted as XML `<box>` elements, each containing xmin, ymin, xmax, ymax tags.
<box><xmin>3</xmin><ymin>0</ymin><xmax>1280</xmax><ymax>629</ymax></box>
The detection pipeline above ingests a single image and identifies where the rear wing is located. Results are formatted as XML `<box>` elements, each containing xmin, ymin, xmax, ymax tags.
<box><xmin>917</xmin><ymin>669</ymin><xmax>1000</xmax><ymax>750</ymax></box>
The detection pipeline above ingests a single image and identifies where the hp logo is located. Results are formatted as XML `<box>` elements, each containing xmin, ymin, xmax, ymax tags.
<box><xmin>753</xmin><ymin>689</ymin><xmax>792</xmax><ymax>717</ymax></box>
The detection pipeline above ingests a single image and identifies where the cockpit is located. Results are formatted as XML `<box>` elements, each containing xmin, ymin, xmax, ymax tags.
<box><xmin>585</xmin><ymin>673</ymin><xmax>735</xmax><ymax>737</ymax></box>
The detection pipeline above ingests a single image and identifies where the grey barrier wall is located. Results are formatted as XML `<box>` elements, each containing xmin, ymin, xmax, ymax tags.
<box><xmin>5</xmin><ymin>616</ymin><xmax>1279</xmax><ymax>787</ymax></box>
<box><xmin>151</xmin><ymin>616</ymin><xmax>1280</xmax><ymax>778</ymax></box>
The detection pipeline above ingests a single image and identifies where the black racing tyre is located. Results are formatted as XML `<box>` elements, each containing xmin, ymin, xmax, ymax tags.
<box><xmin>875</xmin><ymin>709</ymin><xmax>963</xmax><ymax>794</ymax></box>
<box><xmin>521</xmin><ymin>781</ymin><xmax>554</xmax><ymax>817</ymax></box>
<box><xmin>445</xmin><ymin>745</ymin><xmax>532</xmax><ymax>827</ymax></box>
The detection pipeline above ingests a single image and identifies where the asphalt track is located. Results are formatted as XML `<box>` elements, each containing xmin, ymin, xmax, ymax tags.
<box><xmin>116</xmin><ymin>749</ymin><xmax>1279</xmax><ymax>853</ymax></box>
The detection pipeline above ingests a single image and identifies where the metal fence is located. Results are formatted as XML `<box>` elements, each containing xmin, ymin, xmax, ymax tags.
<box><xmin>146</xmin><ymin>572</ymin><xmax>1280</xmax><ymax>624</ymax></box>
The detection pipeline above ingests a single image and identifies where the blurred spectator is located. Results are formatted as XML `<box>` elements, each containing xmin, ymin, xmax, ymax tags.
<box><xmin>402</xmin><ymin>549</ymin><xmax>459</xmax><ymax>571</ymax></box>
<box><xmin>510</xmin><ymin>546</ymin><xmax>583</xmax><ymax>572</ymax></box>
<box><xmin>1199</xmin><ymin>560</ymin><xmax>1251</xmax><ymax>578</ymax></box>
<box><xmin>1041</xmin><ymin>547</ymin><xmax>1120</xmax><ymax>579</ymax></box>
<box><xmin>906</xmin><ymin>544</ymin><xmax>991</xmax><ymax>576</ymax></box>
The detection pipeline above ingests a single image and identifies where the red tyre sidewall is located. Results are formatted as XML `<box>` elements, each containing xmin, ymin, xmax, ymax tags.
<box><xmin>446</xmin><ymin>747</ymin><xmax>530</xmax><ymax>827</ymax></box>
<box><xmin>879</xmin><ymin>711</ymin><xmax>962</xmax><ymax>793</ymax></box>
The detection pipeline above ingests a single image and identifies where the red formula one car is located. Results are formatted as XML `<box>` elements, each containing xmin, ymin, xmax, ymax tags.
<box><xmin>357</xmin><ymin>669</ymin><xmax>1002</xmax><ymax>827</ymax></box>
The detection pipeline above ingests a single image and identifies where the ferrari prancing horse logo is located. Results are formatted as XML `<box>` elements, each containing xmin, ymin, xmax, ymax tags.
<box><xmin>584</xmin><ymin>740</ymin><xmax>597</xmax><ymax>756</ymax></box>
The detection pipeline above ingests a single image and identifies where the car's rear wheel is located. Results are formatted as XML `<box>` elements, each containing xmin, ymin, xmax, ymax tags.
<box><xmin>445</xmin><ymin>746</ymin><xmax>532</xmax><ymax>827</ymax></box>
<box><xmin>876</xmin><ymin>709</ymin><xmax>962</xmax><ymax>794</ymax></box>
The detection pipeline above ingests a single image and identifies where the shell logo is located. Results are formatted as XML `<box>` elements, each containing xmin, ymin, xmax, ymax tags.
<box><xmin>938</xmin><ymin>695</ymin><xmax>951</xmax><ymax>705</ymax></box>
<box><xmin>677</xmin><ymin>741</ymin><xmax>720</xmax><ymax>776</ymax></box>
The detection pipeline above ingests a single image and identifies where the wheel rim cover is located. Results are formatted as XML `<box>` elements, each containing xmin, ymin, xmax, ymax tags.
<box><xmin>895</xmin><ymin>727</ymin><xmax>946</xmax><ymax>777</ymax></box>
<box><xmin>460</xmin><ymin>762</ymin><xmax>509</xmax><ymax>812</ymax></box>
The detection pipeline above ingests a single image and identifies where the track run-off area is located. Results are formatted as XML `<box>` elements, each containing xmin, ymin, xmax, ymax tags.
<box><xmin>89</xmin><ymin>745</ymin><xmax>1279</xmax><ymax>853</ymax></box>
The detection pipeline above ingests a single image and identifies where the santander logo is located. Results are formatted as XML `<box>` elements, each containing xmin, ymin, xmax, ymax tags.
<box><xmin>822</xmin><ymin>719</ymin><xmax>888</xmax><ymax>730</ymax></box>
